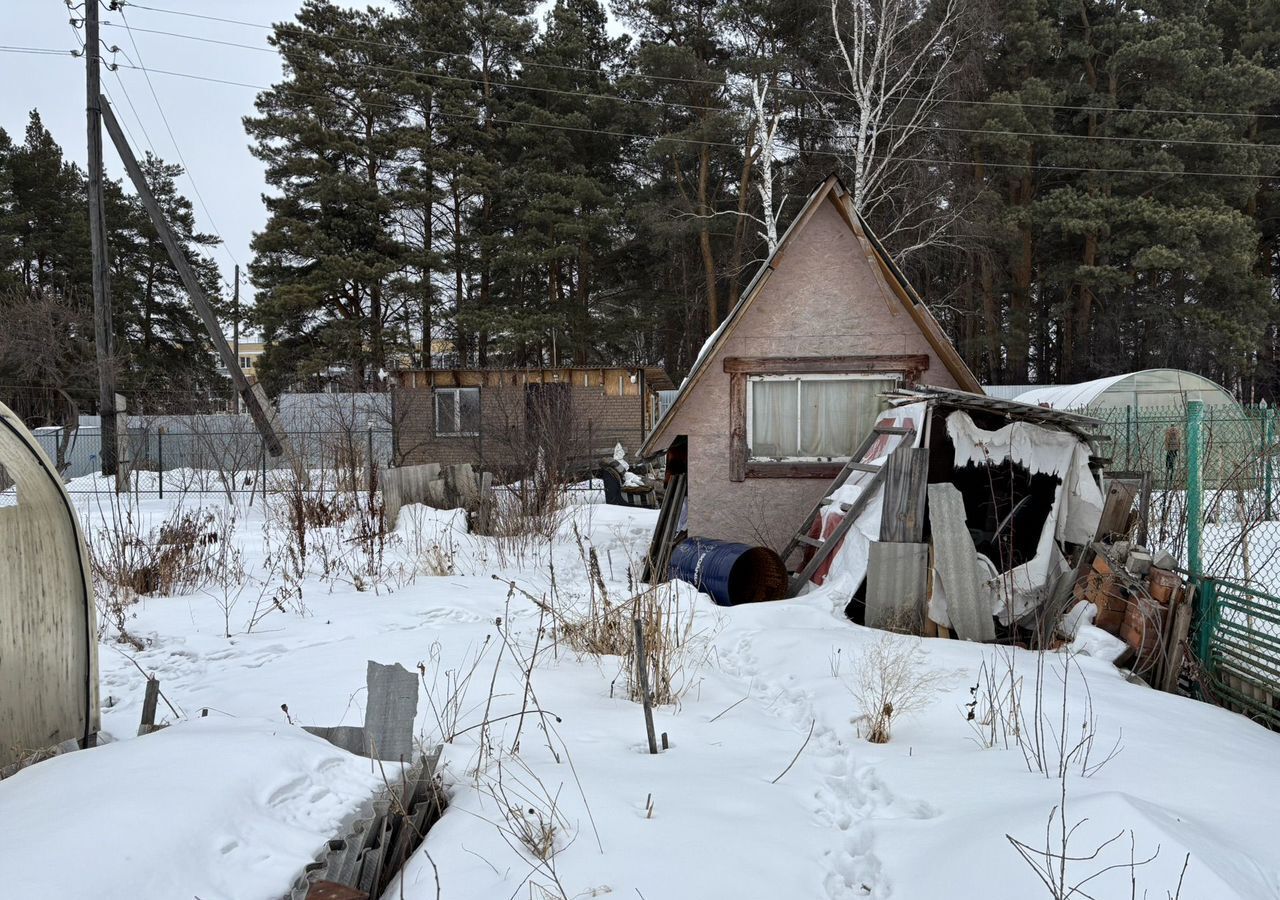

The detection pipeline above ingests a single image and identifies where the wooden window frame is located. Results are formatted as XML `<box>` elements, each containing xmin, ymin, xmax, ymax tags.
<box><xmin>725</xmin><ymin>355</ymin><xmax>928</xmax><ymax>481</ymax></box>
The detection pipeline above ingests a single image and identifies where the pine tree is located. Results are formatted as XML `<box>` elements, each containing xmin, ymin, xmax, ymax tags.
<box><xmin>491</xmin><ymin>0</ymin><xmax>631</xmax><ymax>364</ymax></box>
<box><xmin>104</xmin><ymin>154</ymin><xmax>224</xmax><ymax>397</ymax></box>
<box><xmin>247</xmin><ymin>0</ymin><xmax>410</xmax><ymax>391</ymax></box>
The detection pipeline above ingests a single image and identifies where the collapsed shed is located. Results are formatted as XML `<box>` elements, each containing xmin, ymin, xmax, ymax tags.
<box><xmin>655</xmin><ymin>385</ymin><xmax>1112</xmax><ymax>644</ymax></box>
<box><xmin>0</xmin><ymin>401</ymin><xmax>99</xmax><ymax>770</ymax></box>
<box><xmin>794</xmin><ymin>387</ymin><xmax>1107</xmax><ymax>639</ymax></box>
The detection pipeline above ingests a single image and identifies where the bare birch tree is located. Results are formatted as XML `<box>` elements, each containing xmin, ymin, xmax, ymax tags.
<box><xmin>827</xmin><ymin>0</ymin><xmax>966</xmax><ymax>248</ymax></box>
<box><xmin>748</xmin><ymin>78</ymin><xmax>785</xmax><ymax>255</ymax></box>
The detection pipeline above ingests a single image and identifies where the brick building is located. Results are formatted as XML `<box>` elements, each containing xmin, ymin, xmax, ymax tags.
<box><xmin>392</xmin><ymin>366</ymin><xmax>675</xmax><ymax>476</ymax></box>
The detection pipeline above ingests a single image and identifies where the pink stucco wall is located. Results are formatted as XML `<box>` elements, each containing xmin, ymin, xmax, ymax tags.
<box><xmin>662</xmin><ymin>195</ymin><xmax>963</xmax><ymax>553</ymax></box>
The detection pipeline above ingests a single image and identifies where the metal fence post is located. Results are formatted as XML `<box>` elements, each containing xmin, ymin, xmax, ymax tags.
<box><xmin>1124</xmin><ymin>404</ymin><xmax>1132</xmax><ymax>470</ymax></box>
<box><xmin>1187</xmin><ymin>399</ymin><xmax>1204</xmax><ymax>580</ymax></box>
<box><xmin>157</xmin><ymin>429</ymin><xmax>164</xmax><ymax>500</ymax></box>
<box><xmin>1264</xmin><ymin>403</ymin><xmax>1274</xmax><ymax>521</ymax></box>
<box><xmin>261</xmin><ymin>435</ymin><xmax>268</xmax><ymax>492</ymax></box>
<box><xmin>367</xmin><ymin>421</ymin><xmax>375</xmax><ymax>494</ymax></box>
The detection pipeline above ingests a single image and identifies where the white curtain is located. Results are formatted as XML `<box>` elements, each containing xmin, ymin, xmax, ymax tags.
<box><xmin>750</xmin><ymin>380</ymin><xmax>799</xmax><ymax>457</ymax></box>
<box><xmin>800</xmin><ymin>378</ymin><xmax>894</xmax><ymax>458</ymax></box>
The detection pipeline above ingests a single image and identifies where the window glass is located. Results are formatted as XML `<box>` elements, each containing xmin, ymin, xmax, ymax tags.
<box><xmin>800</xmin><ymin>378</ymin><xmax>895</xmax><ymax>457</ymax></box>
<box><xmin>435</xmin><ymin>391</ymin><xmax>458</xmax><ymax>434</ymax></box>
<box><xmin>458</xmin><ymin>388</ymin><xmax>481</xmax><ymax>433</ymax></box>
<box><xmin>436</xmin><ymin>387</ymin><xmax>480</xmax><ymax>436</ymax></box>
<box><xmin>750</xmin><ymin>379</ymin><xmax>799</xmax><ymax>458</ymax></box>
<box><xmin>750</xmin><ymin>375</ymin><xmax>894</xmax><ymax>461</ymax></box>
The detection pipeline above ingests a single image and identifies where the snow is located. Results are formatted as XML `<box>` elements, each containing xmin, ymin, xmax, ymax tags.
<box><xmin>3</xmin><ymin>478</ymin><xmax>1280</xmax><ymax>899</ymax></box>
<box><xmin>2</xmin><ymin>718</ymin><xmax>383</xmax><ymax>899</ymax></box>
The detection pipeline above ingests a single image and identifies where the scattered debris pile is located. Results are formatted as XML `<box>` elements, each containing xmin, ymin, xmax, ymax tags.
<box><xmin>1064</xmin><ymin>542</ymin><xmax>1194</xmax><ymax>690</ymax></box>
<box><xmin>649</xmin><ymin>386</ymin><xmax>1198</xmax><ymax>691</ymax></box>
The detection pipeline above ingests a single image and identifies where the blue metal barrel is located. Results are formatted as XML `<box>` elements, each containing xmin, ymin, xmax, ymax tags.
<box><xmin>668</xmin><ymin>538</ymin><xmax>788</xmax><ymax>606</ymax></box>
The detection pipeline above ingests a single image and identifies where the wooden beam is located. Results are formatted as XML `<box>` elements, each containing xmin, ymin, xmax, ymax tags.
<box><xmin>746</xmin><ymin>462</ymin><xmax>845</xmax><ymax>479</ymax></box>
<box><xmin>100</xmin><ymin>97</ymin><xmax>291</xmax><ymax>459</ymax></box>
<box><xmin>724</xmin><ymin>355</ymin><xmax>930</xmax><ymax>376</ymax></box>
<box><xmin>728</xmin><ymin>372</ymin><xmax>746</xmax><ymax>482</ymax></box>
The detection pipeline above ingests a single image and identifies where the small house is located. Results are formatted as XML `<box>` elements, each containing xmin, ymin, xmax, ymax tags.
<box><xmin>392</xmin><ymin>366</ymin><xmax>674</xmax><ymax>478</ymax></box>
<box><xmin>641</xmin><ymin>175</ymin><xmax>983</xmax><ymax>553</ymax></box>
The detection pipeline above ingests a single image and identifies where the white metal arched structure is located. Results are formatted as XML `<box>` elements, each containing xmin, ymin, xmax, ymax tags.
<box><xmin>0</xmin><ymin>401</ymin><xmax>99</xmax><ymax>768</ymax></box>
<box><xmin>1015</xmin><ymin>369</ymin><xmax>1241</xmax><ymax>412</ymax></box>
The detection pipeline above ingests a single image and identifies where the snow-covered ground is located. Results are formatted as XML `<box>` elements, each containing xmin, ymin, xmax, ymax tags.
<box><xmin>4</xmin><ymin>480</ymin><xmax>1280</xmax><ymax>899</ymax></box>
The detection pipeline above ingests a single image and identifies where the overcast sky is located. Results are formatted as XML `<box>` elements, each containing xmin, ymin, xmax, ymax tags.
<box><xmin>2</xmin><ymin>0</ymin><xmax>391</xmax><ymax>306</ymax></box>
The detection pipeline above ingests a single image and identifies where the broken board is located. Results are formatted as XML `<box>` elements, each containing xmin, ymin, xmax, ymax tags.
<box><xmin>928</xmin><ymin>482</ymin><xmax>995</xmax><ymax>642</ymax></box>
<box><xmin>865</xmin><ymin>541</ymin><xmax>928</xmax><ymax>631</ymax></box>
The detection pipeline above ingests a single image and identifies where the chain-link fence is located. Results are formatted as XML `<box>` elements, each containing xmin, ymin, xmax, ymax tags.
<box><xmin>1087</xmin><ymin>403</ymin><xmax>1279</xmax><ymax>589</ymax></box>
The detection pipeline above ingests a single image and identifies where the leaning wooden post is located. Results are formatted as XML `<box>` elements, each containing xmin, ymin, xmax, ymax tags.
<box><xmin>632</xmin><ymin>618</ymin><xmax>659</xmax><ymax>755</ymax></box>
<box><xmin>138</xmin><ymin>676</ymin><xmax>160</xmax><ymax>736</ymax></box>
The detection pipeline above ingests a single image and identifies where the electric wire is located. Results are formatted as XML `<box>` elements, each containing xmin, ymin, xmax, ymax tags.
<box><xmin>104</xmin><ymin>59</ymin><xmax>1278</xmax><ymax>181</ymax></box>
<box><xmin>116</xmin><ymin>7</ymin><xmax>242</xmax><ymax>272</ymax></box>
<box><xmin>116</xmin><ymin>0</ymin><xmax>1280</xmax><ymax>123</ymax></box>
<box><xmin>99</xmin><ymin>20</ymin><xmax>1280</xmax><ymax>153</ymax></box>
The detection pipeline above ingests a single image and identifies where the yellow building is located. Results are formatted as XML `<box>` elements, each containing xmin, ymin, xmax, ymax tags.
<box><xmin>218</xmin><ymin>339</ymin><xmax>265</xmax><ymax>383</ymax></box>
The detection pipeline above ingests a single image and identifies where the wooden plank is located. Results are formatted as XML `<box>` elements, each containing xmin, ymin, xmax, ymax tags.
<box><xmin>138</xmin><ymin>676</ymin><xmax>159</xmax><ymax>736</ymax></box>
<box><xmin>728</xmin><ymin>372</ymin><xmax>746</xmax><ymax>482</ymax></box>
<box><xmin>746</xmin><ymin>462</ymin><xmax>845</xmax><ymax>479</ymax></box>
<box><xmin>878</xmin><ymin>446</ymin><xmax>929</xmax><ymax>543</ymax></box>
<box><xmin>928</xmin><ymin>482</ymin><xmax>995</xmax><ymax>642</ymax></box>
<box><xmin>865</xmin><ymin>542</ymin><xmax>928</xmax><ymax>631</ymax></box>
<box><xmin>1160</xmin><ymin>585</ymin><xmax>1195</xmax><ymax>693</ymax></box>
<box><xmin>1095</xmin><ymin>478</ymin><xmax>1140</xmax><ymax>541</ymax></box>
<box><xmin>723</xmin><ymin>354</ymin><xmax>930</xmax><ymax>376</ymax></box>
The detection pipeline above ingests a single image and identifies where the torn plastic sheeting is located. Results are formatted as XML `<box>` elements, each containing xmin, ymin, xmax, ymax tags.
<box><xmin>945</xmin><ymin>411</ymin><xmax>1104</xmax><ymax>625</ymax></box>
<box><xmin>946</xmin><ymin>411</ymin><xmax>1104</xmax><ymax>546</ymax></box>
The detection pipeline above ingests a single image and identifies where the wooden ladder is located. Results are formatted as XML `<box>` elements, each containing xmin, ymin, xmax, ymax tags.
<box><xmin>781</xmin><ymin>422</ymin><xmax>917</xmax><ymax>596</ymax></box>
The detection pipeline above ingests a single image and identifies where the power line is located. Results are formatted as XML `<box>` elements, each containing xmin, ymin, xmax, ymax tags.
<box><xmin>117</xmin><ymin>0</ymin><xmax>1280</xmax><ymax>123</ymax></box>
<box><xmin>0</xmin><ymin>45</ymin><xmax>76</xmax><ymax>56</ymax></box>
<box><xmin>104</xmin><ymin>59</ymin><xmax>1276</xmax><ymax>181</ymax></box>
<box><xmin>65</xmin><ymin>16</ymin><xmax>157</xmax><ymax>170</ymax></box>
<box><xmin>100</xmin><ymin>20</ymin><xmax>1280</xmax><ymax>153</ymax></box>
<box><xmin>115</xmin><ymin>7</ymin><xmax>242</xmax><ymax>272</ymax></box>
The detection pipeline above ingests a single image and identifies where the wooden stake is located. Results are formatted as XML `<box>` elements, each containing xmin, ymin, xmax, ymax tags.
<box><xmin>633</xmin><ymin>618</ymin><xmax>659</xmax><ymax>754</ymax></box>
<box><xmin>138</xmin><ymin>676</ymin><xmax>160</xmax><ymax>736</ymax></box>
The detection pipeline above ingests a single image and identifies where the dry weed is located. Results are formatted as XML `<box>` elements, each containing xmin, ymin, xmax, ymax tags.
<box><xmin>849</xmin><ymin>633</ymin><xmax>944</xmax><ymax>743</ymax></box>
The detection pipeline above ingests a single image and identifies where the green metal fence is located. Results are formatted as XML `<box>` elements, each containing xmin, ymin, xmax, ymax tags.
<box><xmin>1179</xmin><ymin>399</ymin><xmax>1280</xmax><ymax>728</ymax></box>
<box><xmin>1196</xmin><ymin>578</ymin><xmax>1280</xmax><ymax>729</ymax></box>
<box><xmin>1088</xmin><ymin>402</ymin><xmax>1275</xmax><ymax>493</ymax></box>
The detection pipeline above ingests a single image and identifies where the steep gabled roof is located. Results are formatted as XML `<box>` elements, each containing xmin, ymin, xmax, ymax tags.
<box><xmin>642</xmin><ymin>175</ymin><xmax>981</xmax><ymax>455</ymax></box>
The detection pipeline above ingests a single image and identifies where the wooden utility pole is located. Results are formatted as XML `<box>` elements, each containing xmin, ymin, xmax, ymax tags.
<box><xmin>232</xmin><ymin>264</ymin><xmax>240</xmax><ymax>415</ymax></box>
<box><xmin>99</xmin><ymin>96</ymin><xmax>293</xmax><ymax>464</ymax></box>
<box><xmin>85</xmin><ymin>0</ymin><xmax>118</xmax><ymax>476</ymax></box>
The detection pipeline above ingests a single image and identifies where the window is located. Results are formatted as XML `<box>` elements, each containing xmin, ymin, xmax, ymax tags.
<box><xmin>435</xmin><ymin>387</ymin><xmax>480</xmax><ymax>437</ymax></box>
<box><xmin>240</xmin><ymin>356</ymin><xmax>253</xmax><ymax>369</ymax></box>
<box><xmin>747</xmin><ymin>374</ymin><xmax>896</xmax><ymax>461</ymax></box>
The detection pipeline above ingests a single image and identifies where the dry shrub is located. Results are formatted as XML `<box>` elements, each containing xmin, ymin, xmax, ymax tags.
<box><xmin>850</xmin><ymin>633</ymin><xmax>944</xmax><ymax>743</ymax></box>
<box><xmin>474</xmin><ymin>485</ymin><xmax>573</xmax><ymax>568</ymax></box>
<box><xmin>90</xmin><ymin>498</ymin><xmax>223</xmax><ymax>599</ymax></box>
